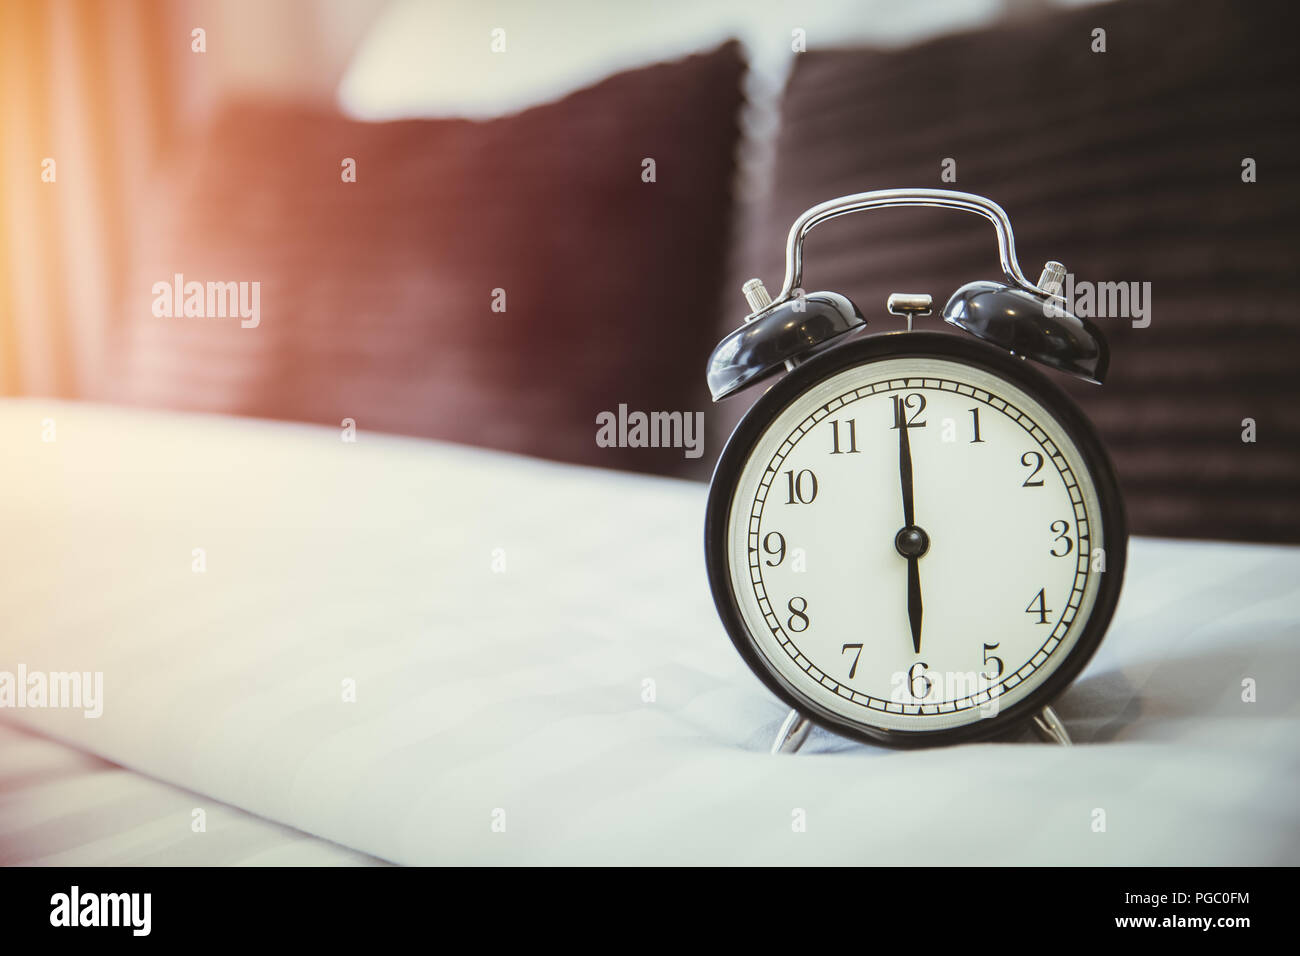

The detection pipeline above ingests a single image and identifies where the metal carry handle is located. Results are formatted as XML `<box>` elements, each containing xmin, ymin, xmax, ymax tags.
<box><xmin>775</xmin><ymin>188</ymin><xmax>1048</xmax><ymax>304</ymax></box>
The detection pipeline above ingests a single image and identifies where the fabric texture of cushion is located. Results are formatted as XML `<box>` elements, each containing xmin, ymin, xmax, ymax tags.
<box><xmin>739</xmin><ymin>0</ymin><xmax>1299</xmax><ymax>542</ymax></box>
<box><xmin>100</xmin><ymin>42</ymin><xmax>745</xmax><ymax>479</ymax></box>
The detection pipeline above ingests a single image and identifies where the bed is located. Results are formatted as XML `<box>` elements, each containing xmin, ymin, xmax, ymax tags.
<box><xmin>1</xmin><ymin>400</ymin><xmax>1297</xmax><ymax>864</ymax></box>
<box><xmin>0</xmin><ymin>723</ymin><xmax>383</xmax><ymax>866</ymax></box>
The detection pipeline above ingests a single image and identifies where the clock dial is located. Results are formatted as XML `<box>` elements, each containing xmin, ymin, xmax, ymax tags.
<box><xmin>721</xmin><ymin>352</ymin><xmax>1110</xmax><ymax>737</ymax></box>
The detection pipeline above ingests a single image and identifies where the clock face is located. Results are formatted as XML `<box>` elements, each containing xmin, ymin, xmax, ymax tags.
<box><xmin>708</xmin><ymin>334</ymin><xmax>1125</xmax><ymax>744</ymax></box>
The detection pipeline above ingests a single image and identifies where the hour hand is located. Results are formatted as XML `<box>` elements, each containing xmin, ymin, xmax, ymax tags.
<box><xmin>896</xmin><ymin>528</ymin><xmax>928</xmax><ymax>653</ymax></box>
<box><xmin>906</xmin><ymin>555</ymin><xmax>923</xmax><ymax>653</ymax></box>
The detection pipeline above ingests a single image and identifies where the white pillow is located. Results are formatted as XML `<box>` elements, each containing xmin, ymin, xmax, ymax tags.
<box><xmin>337</xmin><ymin>0</ymin><xmax>1015</xmax><ymax>121</ymax></box>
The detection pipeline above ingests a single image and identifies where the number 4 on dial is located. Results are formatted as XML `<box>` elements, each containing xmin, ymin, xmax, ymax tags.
<box><xmin>1025</xmin><ymin>588</ymin><xmax>1053</xmax><ymax>625</ymax></box>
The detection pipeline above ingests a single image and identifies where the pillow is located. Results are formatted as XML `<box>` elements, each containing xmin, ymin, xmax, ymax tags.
<box><xmin>101</xmin><ymin>42</ymin><xmax>744</xmax><ymax>479</ymax></box>
<box><xmin>337</xmin><ymin>0</ymin><xmax>1008</xmax><ymax>121</ymax></box>
<box><xmin>743</xmin><ymin>0</ymin><xmax>1300</xmax><ymax>542</ymax></box>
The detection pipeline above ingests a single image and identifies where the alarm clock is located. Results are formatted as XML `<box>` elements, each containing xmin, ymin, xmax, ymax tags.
<box><xmin>704</xmin><ymin>189</ymin><xmax>1126</xmax><ymax>751</ymax></box>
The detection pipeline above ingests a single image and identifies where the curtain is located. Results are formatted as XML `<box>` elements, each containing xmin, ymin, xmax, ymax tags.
<box><xmin>0</xmin><ymin>0</ymin><xmax>380</xmax><ymax>397</ymax></box>
<box><xmin>0</xmin><ymin>0</ymin><xmax>187</xmax><ymax>397</ymax></box>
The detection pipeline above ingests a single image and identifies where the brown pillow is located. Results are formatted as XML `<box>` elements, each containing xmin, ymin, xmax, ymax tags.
<box><xmin>744</xmin><ymin>0</ymin><xmax>1299</xmax><ymax>542</ymax></box>
<box><xmin>101</xmin><ymin>42</ymin><xmax>744</xmax><ymax>478</ymax></box>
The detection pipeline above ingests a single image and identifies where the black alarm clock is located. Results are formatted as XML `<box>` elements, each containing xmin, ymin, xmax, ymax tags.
<box><xmin>704</xmin><ymin>189</ymin><xmax>1126</xmax><ymax>751</ymax></box>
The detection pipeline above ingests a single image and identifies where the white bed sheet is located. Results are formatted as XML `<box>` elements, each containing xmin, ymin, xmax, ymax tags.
<box><xmin>0</xmin><ymin>723</ymin><xmax>384</xmax><ymax>865</ymax></box>
<box><xmin>1</xmin><ymin>400</ymin><xmax>1297</xmax><ymax>865</ymax></box>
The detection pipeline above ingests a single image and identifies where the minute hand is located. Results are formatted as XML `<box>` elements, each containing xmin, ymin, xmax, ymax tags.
<box><xmin>899</xmin><ymin>416</ymin><xmax>915</xmax><ymax>528</ymax></box>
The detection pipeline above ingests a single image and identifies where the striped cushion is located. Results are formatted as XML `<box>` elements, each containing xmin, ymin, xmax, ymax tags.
<box><xmin>100</xmin><ymin>43</ymin><xmax>744</xmax><ymax>479</ymax></box>
<box><xmin>749</xmin><ymin>0</ymin><xmax>1300</xmax><ymax>542</ymax></box>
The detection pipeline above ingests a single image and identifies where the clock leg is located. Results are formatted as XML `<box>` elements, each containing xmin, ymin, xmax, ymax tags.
<box><xmin>771</xmin><ymin>706</ymin><xmax>1070</xmax><ymax>750</ymax></box>
<box><xmin>1031</xmin><ymin>705</ymin><xmax>1072</xmax><ymax>746</ymax></box>
<box><xmin>771</xmin><ymin>709</ymin><xmax>813</xmax><ymax>754</ymax></box>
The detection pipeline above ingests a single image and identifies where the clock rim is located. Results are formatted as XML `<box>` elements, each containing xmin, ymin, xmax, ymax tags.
<box><xmin>704</xmin><ymin>330</ymin><xmax>1128</xmax><ymax>749</ymax></box>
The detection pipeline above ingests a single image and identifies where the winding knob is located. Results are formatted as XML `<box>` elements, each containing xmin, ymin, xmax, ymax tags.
<box><xmin>742</xmin><ymin>278</ymin><xmax>773</xmax><ymax>315</ymax></box>
<box><xmin>1038</xmin><ymin>261</ymin><xmax>1067</xmax><ymax>299</ymax></box>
